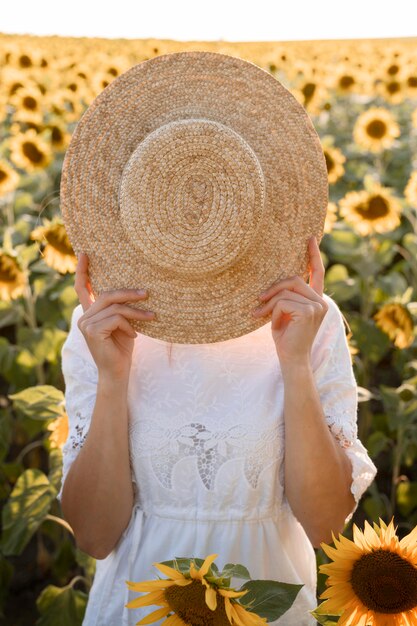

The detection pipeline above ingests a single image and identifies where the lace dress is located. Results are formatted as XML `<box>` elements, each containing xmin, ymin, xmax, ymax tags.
<box><xmin>57</xmin><ymin>293</ymin><xmax>377</xmax><ymax>626</ymax></box>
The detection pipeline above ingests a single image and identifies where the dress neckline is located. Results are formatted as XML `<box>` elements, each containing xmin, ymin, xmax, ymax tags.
<box><xmin>138</xmin><ymin>320</ymin><xmax>271</xmax><ymax>348</ymax></box>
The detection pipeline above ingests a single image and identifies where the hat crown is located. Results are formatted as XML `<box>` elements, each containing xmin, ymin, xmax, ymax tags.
<box><xmin>119</xmin><ymin>118</ymin><xmax>266</xmax><ymax>279</ymax></box>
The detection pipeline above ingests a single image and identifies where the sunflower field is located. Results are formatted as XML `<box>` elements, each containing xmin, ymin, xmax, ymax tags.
<box><xmin>1</xmin><ymin>32</ymin><xmax>417</xmax><ymax>625</ymax></box>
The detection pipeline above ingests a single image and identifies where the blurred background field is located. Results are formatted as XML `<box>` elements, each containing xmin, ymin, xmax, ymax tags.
<box><xmin>1</xmin><ymin>32</ymin><xmax>417</xmax><ymax>624</ymax></box>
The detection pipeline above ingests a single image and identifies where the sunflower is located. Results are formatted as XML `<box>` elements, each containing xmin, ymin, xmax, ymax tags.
<box><xmin>405</xmin><ymin>71</ymin><xmax>417</xmax><ymax>99</ymax></box>
<box><xmin>0</xmin><ymin>250</ymin><xmax>27</xmax><ymax>301</ymax></box>
<box><xmin>9</xmin><ymin>128</ymin><xmax>52</xmax><ymax>172</ymax></box>
<box><xmin>125</xmin><ymin>553</ymin><xmax>268</xmax><ymax>626</ymax></box>
<box><xmin>353</xmin><ymin>107</ymin><xmax>400</xmax><ymax>153</ymax></box>
<box><xmin>404</xmin><ymin>170</ymin><xmax>417</xmax><ymax>208</ymax></box>
<box><xmin>323</xmin><ymin>145</ymin><xmax>346</xmax><ymax>184</ymax></box>
<box><xmin>47</xmin><ymin>413</ymin><xmax>69</xmax><ymax>449</ymax></box>
<box><xmin>338</xmin><ymin>183</ymin><xmax>402</xmax><ymax>236</ymax></box>
<box><xmin>374</xmin><ymin>302</ymin><xmax>414</xmax><ymax>349</ymax></box>
<box><xmin>0</xmin><ymin>159</ymin><xmax>20</xmax><ymax>196</ymax></box>
<box><xmin>376</xmin><ymin>78</ymin><xmax>405</xmax><ymax>105</ymax></box>
<box><xmin>318</xmin><ymin>517</ymin><xmax>417</xmax><ymax>626</ymax></box>
<box><xmin>9</xmin><ymin>85</ymin><xmax>45</xmax><ymax>124</ymax></box>
<box><xmin>30</xmin><ymin>219</ymin><xmax>77</xmax><ymax>273</ymax></box>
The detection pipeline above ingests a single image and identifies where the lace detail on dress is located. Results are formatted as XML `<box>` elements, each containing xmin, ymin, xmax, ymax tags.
<box><xmin>325</xmin><ymin>410</ymin><xmax>358</xmax><ymax>448</ymax></box>
<box><xmin>128</xmin><ymin>419</ymin><xmax>285</xmax><ymax>491</ymax></box>
<box><xmin>67</xmin><ymin>411</ymin><xmax>89</xmax><ymax>450</ymax></box>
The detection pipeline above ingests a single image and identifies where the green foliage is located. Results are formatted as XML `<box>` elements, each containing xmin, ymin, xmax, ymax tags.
<box><xmin>35</xmin><ymin>585</ymin><xmax>87</xmax><ymax>626</ymax></box>
<box><xmin>1</xmin><ymin>469</ymin><xmax>57</xmax><ymax>556</ymax></box>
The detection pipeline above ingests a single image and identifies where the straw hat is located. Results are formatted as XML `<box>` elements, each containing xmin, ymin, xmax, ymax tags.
<box><xmin>60</xmin><ymin>50</ymin><xmax>328</xmax><ymax>344</ymax></box>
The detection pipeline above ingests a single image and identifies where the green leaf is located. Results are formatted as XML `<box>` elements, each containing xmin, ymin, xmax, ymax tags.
<box><xmin>220</xmin><ymin>563</ymin><xmax>251</xmax><ymax>580</ymax></box>
<box><xmin>397</xmin><ymin>481</ymin><xmax>417</xmax><ymax>516</ymax></box>
<box><xmin>36</xmin><ymin>584</ymin><xmax>87</xmax><ymax>626</ymax></box>
<box><xmin>310</xmin><ymin>607</ymin><xmax>341</xmax><ymax>625</ymax></box>
<box><xmin>237</xmin><ymin>579</ymin><xmax>303</xmax><ymax>621</ymax></box>
<box><xmin>365</xmin><ymin>431</ymin><xmax>392</xmax><ymax>459</ymax></box>
<box><xmin>16</xmin><ymin>326</ymin><xmax>67</xmax><ymax>364</ymax></box>
<box><xmin>8</xmin><ymin>385</ymin><xmax>64</xmax><ymax>420</ymax></box>
<box><xmin>324</xmin><ymin>264</ymin><xmax>360</xmax><ymax>302</ymax></box>
<box><xmin>159</xmin><ymin>556</ymin><xmax>219</xmax><ymax>576</ymax></box>
<box><xmin>1</xmin><ymin>468</ymin><xmax>56</xmax><ymax>555</ymax></box>
<box><xmin>48</xmin><ymin>448</ymin><xmax>63</xmax><ymax>493</ymax></box>
<box><xmin>348</xmin><ymin>314</ymin><xmax>391</xmax><ymax>364</ymax></box>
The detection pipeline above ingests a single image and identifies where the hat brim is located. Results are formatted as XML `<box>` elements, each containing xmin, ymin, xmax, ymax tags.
<box><xmin>60</xmin><ymin>50</ymin><xmax>328</xmax><ymax>344</ymax></box>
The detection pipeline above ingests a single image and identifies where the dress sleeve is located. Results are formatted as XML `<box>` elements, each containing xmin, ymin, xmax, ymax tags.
<box><xmin>312</xmin><ymin>294</ymin><xmax>378</xmax><ymax>525</ymax></box>
<box><xmin>56</xmin><ymin>304</ymin><xmax>99</xmax><ymax>503</ymax></box>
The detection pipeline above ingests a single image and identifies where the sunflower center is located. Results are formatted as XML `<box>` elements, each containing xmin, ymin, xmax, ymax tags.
<box><xmin>302</xmin><ymin>82</ymin><xmax>316</xmax><ymax>103</ymax></box>
<box><xmin>164</xmin><ymin>579</ymin><xmax>230</xmax><ymax>626</ymax></box>
<box><xmin>23</xmin><ymin>96</ymin><xmax>37</xmax><ymax>111</ymax></box>
<box><xmin>408</xmin><ymin>76</ymin><xmax>417</xmax><ymax>88</ymax></box>
<box><xmin>324</xmin><ymin>151</ymin><xmax>334</xmax><ymax>173</ymax></box>
<box><xmin>45</xmin><ymin>225</ymin><xmax>74</xmax><ymax>255</ymax></box>
<box><xmin>351</xmin><ymin>548</ymin><xmax>417</xmax><ymax>613</ymax></box>
<box><xmin>387</xmin><ymin>81</ymin><xmax>401</xmax><ymax>94</ymax></box>
<box><xmin>339</xmin><ymin>75</ymin><xmax>354</xmax><ymax>89</ymax></box>
<box><xmin>22</xmin><ymin>141</ymin><xmax>44</xmax><ymax>164</ymax></box>
<box><xmin>0</xmin><ymin>169</ymin><xmax>7</xmax><ymax>183</ymax></box>
<box><xmin>366</xmin><ymin>119</ymin><xmax>387</xmax><ymax>139</ymax></box>
<box><xmin>355</xmin><ymin>195</ymin><xmax>389</xmax><ymax>221</ymax></box>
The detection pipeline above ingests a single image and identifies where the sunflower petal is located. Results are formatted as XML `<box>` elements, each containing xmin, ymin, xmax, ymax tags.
<box><xmin>152</xmin><ymin>562</ymin><xmax>187</xmax><ymax>580</ymax></box>
<box><xmin>199</xmin><ymin>553</ymin><xmax>219</xmax><ymax>578</ymax></box>
<box><xmin>136</xmin><ymin>605</ymin><xmax>171</xmax><ymax>624</ymax></box>
<box><xmin>162</xmin><ymin>614</ymin><xmax>188</xmax><ymax>625</ymax></box>
<box><xmin>218</xmin><ymin>588</ymin><xmax>249</xmax><ymax>598</ymax></box>
<box><xmin>224</xmin><ymin>596</ymin><xmax>233</xmax><ymax>624</ymax></box>
<box><xmin>205</xmin><ymin>585</ymin><xmax>217</xmax><ymax>611</ymax></box>
<box><xmin>125</xmin><ymin>589</ymin><xmax>167</xmax><ymax>609</ymax></box>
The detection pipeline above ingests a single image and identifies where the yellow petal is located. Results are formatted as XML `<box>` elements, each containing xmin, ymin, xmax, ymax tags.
<box><xmin>162</xmin><ymin>614</ymin><xmax>188</xmax><ymax>625</ymax></box>
<box><xmin>199</xmin><ymin>553</ymin><xmax>219</xmax><ymax>578</ymax></box>
<box><xmin>126</xmin><ymin>580</ymin><xmax>184</xmax><ymax>592</ymax></box>
<box><xmin>152</xmin><ymin>562</ymin><xmax>187</xmax><ymax>580</ymax></box>
<box><xmin>218</xmin><ymin>588</ymin><xmax>249</xmax><ymax>598</ymax></box>
<box><xmin>136</xmin><ymin>605</ymin><xmax>171</xmax><ymax>624</ymax></box>
<box><xmin>189</xmin><ymin>560</ymin><xmax>199</xmax><ymax>580</ymax></box>
<box><xmin>224</xmin><ymin>597</ymin><xmax>233</xmax><ymax>624</ymax></box>
<box><xmin>205</xmin><ymin>585</ymin><xmax>217</xmax><ymax>611</ymax></box>
<box><xmin>125</xmin><ymin>589</ymin><xmax>167</xmax><ymax>609</ymax></box>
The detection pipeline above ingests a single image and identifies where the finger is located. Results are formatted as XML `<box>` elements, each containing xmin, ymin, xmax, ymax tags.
<box><xmin>74</xmin><ymin>252</ymin><xmax>95</xmax><ymax>312</ymax></box>
<box><xmin>253</xmin><ymin>289</ymin><xmax>326</xmax><ymax>318</ymax></box>
<box><xmin>80</xmin><ymin>302</ymin><xmax>156</xmax><ymax>325</ymax></box>
<box><xmin>81</xmin><ymin>288</ymin><xmax>152</xmax><ymax>321</ymax></box>
<box><xmin>307</xmin><ymin>235</ymin><xmax>325</xmax><ymax>297</ymax></box>
<box><xmin>258</xmin><ymin>274</ymin><xmax>324</xmax><ymax>306</ymax></box>
<box><xmin>81</xmin><ymin>313</ymin><xmax>139</xmax><ymax>339</ymax></box>
<box><xmin>270</xmin><ymin>298</ymin><xmax>320</xmax><ymax>328</ymax></box>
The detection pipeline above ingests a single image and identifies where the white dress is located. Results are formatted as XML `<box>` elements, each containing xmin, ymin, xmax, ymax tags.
<box><xmin>57</xmin><ymin>293</ymin><xmax>377</xmax><ymax>626</ymax></box>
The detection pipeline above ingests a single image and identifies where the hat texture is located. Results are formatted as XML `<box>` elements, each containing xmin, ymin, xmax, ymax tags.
<box><xmin>60</xmin><ymin>50</ymin><xmax>328</xmax><ymax>344</ymax></box>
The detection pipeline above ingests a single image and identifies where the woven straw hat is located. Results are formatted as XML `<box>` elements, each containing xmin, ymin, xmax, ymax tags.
<box><xmin>60</xmin><ymin>50</ymin><xmax>328</xmax><ymax>344</ymax></box>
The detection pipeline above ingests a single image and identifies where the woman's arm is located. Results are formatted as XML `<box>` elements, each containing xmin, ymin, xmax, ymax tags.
<box><xmin>61</xmin><ymin>375</ymin><xmax>134</xmax><ymax>560</ymax></box>
<box><xmin>281</xmin><ymin>361</ymin><xmax>355</xmax><ymax>548</ymax></box>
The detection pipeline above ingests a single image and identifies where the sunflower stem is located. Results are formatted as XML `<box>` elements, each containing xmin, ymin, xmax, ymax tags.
<box><xmin>44</xmin><ymin>513</ymin><xmax>74</xmax><ymax>536</ymax></box>
<box><xmin>22</xmin><ymin>282</ymin><xmax>45</xmax><ymax>385</ymax></box>
<box><xmin>357</xmin><ymin>243</ymin><xmax>375</xmax><ymax>443</ymax></box>
<box><xmin>390</xmin><ymin>425</ymin><xmax>404</xmax><ymax>515</ymax></box>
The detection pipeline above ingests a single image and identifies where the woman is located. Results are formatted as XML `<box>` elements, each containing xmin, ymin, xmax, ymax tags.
<box><xmin>57</xmin><ymin>235</ymin><xmax>377</xmax><ymax>626</ymax></box>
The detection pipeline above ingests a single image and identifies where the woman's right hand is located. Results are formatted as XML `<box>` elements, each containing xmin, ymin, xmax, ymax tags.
<box><xmin>74</xmin><ymin>252</ymin><xmax>156</xmax><ymax>382</ymax></box>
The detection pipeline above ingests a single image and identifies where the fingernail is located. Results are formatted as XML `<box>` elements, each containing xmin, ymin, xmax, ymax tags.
<box><xmin>137</xmin><ymin>289</ymin><xmax>147</xmax><ymax>295</ymax></box>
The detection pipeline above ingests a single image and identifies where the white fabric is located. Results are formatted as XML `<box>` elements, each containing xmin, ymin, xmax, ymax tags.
<box><xmin>57</xmin><ymin>293</ymin><xmax>377</xmax><ymax>626</ymax></box>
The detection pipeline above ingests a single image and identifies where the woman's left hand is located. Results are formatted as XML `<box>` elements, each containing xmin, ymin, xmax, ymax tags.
<box><xmin>251</xmin><ymin>236</ymin><xmax>329</xmax><ymax>368</ymax></box>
